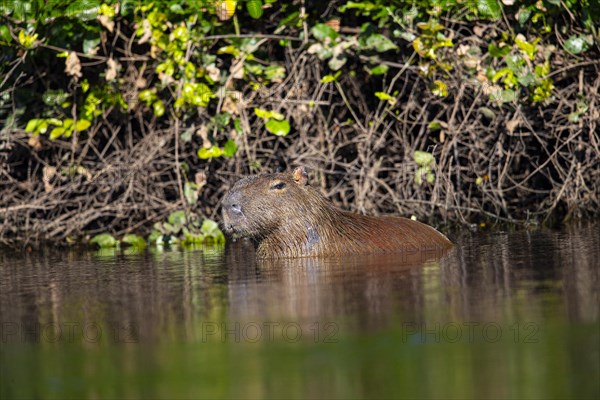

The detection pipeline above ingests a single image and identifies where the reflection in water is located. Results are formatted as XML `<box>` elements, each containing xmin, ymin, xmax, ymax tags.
<box><xmin>1</xmin><ymin>223</ymin><xmax>599</xmax><ymax>399</ymax></box>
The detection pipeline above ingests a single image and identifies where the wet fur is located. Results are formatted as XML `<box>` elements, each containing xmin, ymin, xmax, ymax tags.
<box><xmin>222</xmin><ymin>168</ymin><xmax>452</xmax><ymax>258</ymax></box>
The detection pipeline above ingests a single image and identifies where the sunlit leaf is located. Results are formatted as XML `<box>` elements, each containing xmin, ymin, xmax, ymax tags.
<box><xmin>328</xmin><ymin>55</ymin><xmax>347</xmax><ymax>70</ymax></box>
<box><xmin>321</xmin><ymin>71</ymin><xmax>342</xmax><ymax>83</ymax></box>
<box><xmin>139</xmin><ymin>89</ymin><xmax>156</xmax><ymax>104</ymax></box>
<box><xmin>49</xmin><ymin>127</ymin><xmax>66</xmax><ymax>140</ymax></box>
<box><xmin>374</xmin><ymin>92</ymin><xmax>397</xmax><ymax>105</ymax></box>
<box><xmin>83</xmin><ymin>38</ymin><xmax>100</xmax><ymax>54</ymax></box>
<box><xmin>364</xmin><ymin>34</ymin><xmax>398</xmax><ymax>52</ymax></box>
<box><xmin>168</xmin><ymin>210</ymin><xmax>187</xmax><ymax>228</ymax></box>
<box><xmin>216</xmin><ymin>0</ymin><xmax>237</xmax><ymax>21</ymax></box>
<box><xmin>564</xmin><ymin>36</ymin><xmax>590</xmax><ymax>55</ymax></box>
<box><xmin>75</xmin><ymin>119</ymin><xmax>91</xmax><ymax>131</ymax></box>
<box><xmin>201</xmin><ymin>219</ymin><xmax>220</xmax><ymax>234</ymax></box>
<box><xmin>413</xmin><ymin>150</ymin><xmax>435</xmax><ymax>166</ymax></box>
<box><xmin>184</xmin><ymin>182</ymin><xmax>199</xmax><ymax>205</ymax></box>
<box><xmin>90</xmin><ymin>233</ymin><xmax>119</xmax><ymax>248</ymax></box>
<box><xmin>428</xmin><ymin>121</ymin><xmax>444</xmax><ymax>131</ymax></box>
<box><xmin>369</xmin><ymin>64</ymin><xmax>389</xmax><ymax>75</ymax></box>
<box><xmin>198</xmin><ymin>146</ymin><xmax>223</xmax><ymax>159</ymax></box>
<box><xmin>312</xmin><ymin>23</ymin><xmax>338</xmax><ymax>42</ymax></box>
<box><xmin>479</xmin><ymin>107</ymin><xmax>496</xmax><ymax>120</ymax></box>
<box><xmin>488</xmin><ymin>43</ymin><xmax>510</xmax><ymax>58</ymax></box>
<box><xmin>476</xmin><ymin>0</ymin><xmax>502</xmax><ymax>19</ymax></box>
<box><xmin>153</xmin><ymin>100</ymin><xmax>165</xmax><ymax>117</ymax></box>
<box><xmin>147</xmin><ymin>230</ymin><xmax>162</xmax><ymax>244</ymax></box>
<box><xmin>122</xmin><ymin>234</ymin><xmax>146</xmax><ymax>248</ymax></box>
<box><xmin>0</xmin><ymin>25</ymin><xmax>11</xmax><ymax>43</ymax></box>
<box><xmin>223</xmin><ymin>139</ymin><xmax>237</xmax><ymax>157</ymax></box>
<box><xmin>254</xmin><ymin>108</ymin><xmax>272</xmax><ymax>119</ymax></box>
<box><xmin>432</xmin><ymin>80</ymin><xmax>448</xmax><ymax>97</ymax></box>
<box><xmin>246</xmin><ymin>0</ymin><xmax>263</xmax><ymax>19</ymax></box>
<box><xmin>265</xmin><ymin>119</ymin><xmax>290</xmax><ymax>136</ymax></box>
<box><xmin>25</xmin><ymin>119</ymin><xmax>48</xmax><ymax>135</ymax></box>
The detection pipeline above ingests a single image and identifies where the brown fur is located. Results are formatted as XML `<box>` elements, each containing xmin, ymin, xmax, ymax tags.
<box><xmin>222</xmin><ymin>167</ymin><xmax>453</xmax><ymax>258</ymax></box>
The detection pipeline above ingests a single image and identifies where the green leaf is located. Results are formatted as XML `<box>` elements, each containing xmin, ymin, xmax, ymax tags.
<box><xmin>369</xmin><ymin>64</ymin><xmax>389</xmax><ymax>75</ymax></box>
<box><xmin>49</xmin><ymin>127</ymin><xmax>66</xmax><ymax>140</ymax></box>
<box><xmin>515</xmin><ymin>36</ymin><xmax>537</xmax><ymax>60</ymax></box>
<box><xmin>413</xmin><ymin>150</ymin><xmax>434</xmax><ymax>166</ymax></box>
<box><xmin>414</xmin><ymin>166</ymin><xmax>425</xmax><ymax>186</ymax></box>
<box><xmin>479</xmin><ymin>107</ymin><xmax>496</xmax><ymax>120</ymax></box>
<box><xmin>181</xmin><ymin>127</ymin><xmax>194</xmax><ymax>143</ymax></box>
<box><xmin>25</xmin><ymin>119</ymin><xmax>48</xmax><ymax>135</ymax></box>
<box><xmin>223</xmin><ymin>139</ymin><xmax>237</xmax><ymax>157</ymax></box>
<box><xmin>90</xmin><ymin>233</ymin><xmax>119</xmax><ymax>248</ymax></box>
<box><xmin>75</xmin><ymin>119</ymin><xmax>91</xmax><ymax>131</ymax></box>
<box><xmin>320</xmin><ymin>71</ymin><xmax>342</xmax><ymax>83</ymax></box>
<box><xmin>517</xmin><ymin>72</ymin><xmax>536</xmax><ymax>87</ymax></box>
<box><xmin>491</xmin><ymin>89</ymin><xmax>518</xmax><ymax>103</ymax></box>
<box><xmin>168</xmin><ymin>210</ymin><xmax>187</xmax><ymax>227</ymax></box>
<box><xmin>63</xmin><ymin>119</ymin><xmax>74</xmax><ymax>130</ymax></box>
<box><xmin>264</xmin><ymin>65</ymin><xmax>285</xmax><ymax>81</ymax></box>
<box><xmin>83</xmin><ymin>38</ymin><xmax>100</xmax><ymax>54</ymax></box>
<box><xmin>265</xmin><ymin>119</ymin><xmax>290</xmax><ymax>136</ymax></box>
<box><xmin>192</xmin><ymin>83</ymin><xmax>213</xmax><ymax>107</ymax></box>
<box><xmin>217</xmin><ymin>45</ymin><xmax>241</xmax><ymax>57</ymax></box>
<box><xmin>426</xmin><ymin>171</ymin><xmax>435</xmax><ymax>184</ymax></box>
<box><xmin>374</xmin><ymin>92</ymin><xmax>397</xmax><ymax>105</ymax></box>
<box><xmin>212</xmin><ymin>112</ymin><xmax>231</xmax><ymax>128</ymax></box>
<box><xmin>172</xmin><ymin>25</ymin><xmax>189</xmax><ymax>42</ymax></box>
<box><xmin>18</xmin><ymin>30</ymin><xmax>38</xmax><ymax>49</ymax></box>
<box><xmin>428</xmin><ymin>121</ymin><xmax>442</xmax><ymax>131</ymax></box>
<box><xmin>122</xmin><ymin>234</ymin><xmax>146</xmax><ymax>248</ymax></box>
<box><xmin>432</xmin><ymin>80</ymin><xmax>448</xmax><ymax>97</ymax></box>
<box><xmin>234</xmin><ymin>118</ymin><xmax>243</xmax><ymax>134</ymax></box>
<box><xmin>153</xmin><ymin>100</ymin><xmax>165</xmax><ymax>117</ymax></box>
<box><xmin>476</xmin><ymin>0</ymin><xmax>502</xmax><ymax>20</ymax></box>
<box><xmin>492</xmin><ymin>68</ymin><xmax>512</xmax><ymax>83</ymax></box>
<box><xmin>328</xmin><ymin>55</ymin><xmax>347</xmax><ymax>71</ymax></box>
<box><xmin>139</xmin><ymin>89</ymin><xmax>156</xmax><ymax>104</ymax></box>
<box><xmin>517</xmin><ymin>7</ymin><xmax>532</xmax><ymax>25</ymax></box>
<box><xmin>364</xmin><ymin>34</ymin><xmax>398</xmax><ymax>52</ymax></box>
<box><xmin>254</xmin><ymin>107</ymin><xmax>272</xmax><ymax>119</ymax></box>
<box><xmin>147</xmin><ymin>230</ymin><xmax>162</xmax><ymax>244</ymax></box>
<box><xmin>0</xmin><ymin>25</ymin><xmax>11</xmax><ymax>43</ymax></box>
<box><xmin>246</xmin><ymin>0</ymin><xmax>263</xmax><ymax>19</ymax></box>
<box><xmin>201</xmin><ymin>219</ymin><xmax>220</xmax><ymax>234</ymax></box>
<box><xmin>198</xmin><ymin>146</ymin><xmax>223</xmax><ymax>159</ymax></box>
<box><xmin>488</xmin><ymin>43</ymin><xmax>510</xmax><ymax>58</ymax></box>
<box><xmin>184</xmin><ymin>182</ymin><xmax>198</xmax><ymax>205</ymax></box>
<box><xmin>564</xmin><ymin>36</ymin><xmax>590</xmax><ymax>55</ymax></box>
<box><xmin>201</xmin><ymin>219</ymin><xmax>226</xmax><ymax>244</ymax></box>
<box><xmin>311</xmin><ymin>23</ymin><xmax>338</xmax><ymax>42</ymax></box>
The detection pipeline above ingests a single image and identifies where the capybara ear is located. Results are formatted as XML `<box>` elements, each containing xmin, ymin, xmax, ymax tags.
<box><xmin>292</xmin><ymin>166</ymin><xmax>308</xmax><ymax>185</ymax></box>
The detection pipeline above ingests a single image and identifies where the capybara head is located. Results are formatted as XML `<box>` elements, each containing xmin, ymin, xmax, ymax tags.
<box><xmin>222</xmin><ymin>167</ymin><xmax>329</xmax><ymax>239</ymax></box>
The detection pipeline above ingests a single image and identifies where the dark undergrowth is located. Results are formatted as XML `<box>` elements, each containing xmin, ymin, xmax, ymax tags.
<box><xmin>1</xmin><ymin>1</ymin><xmax>599</xmax><ymax>247</ymax></box>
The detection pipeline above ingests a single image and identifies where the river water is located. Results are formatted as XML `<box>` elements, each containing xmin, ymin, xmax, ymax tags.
<box><xmin>1</xmin><ymin>223</ymin><xmax>598</xmax><ymax>399</ymax></box>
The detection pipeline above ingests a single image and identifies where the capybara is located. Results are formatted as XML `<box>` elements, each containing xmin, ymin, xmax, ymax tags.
<box><xmin>222</xmin><ymin>167</ymin><xmax>453</xmax><ymax>258</ymax></box>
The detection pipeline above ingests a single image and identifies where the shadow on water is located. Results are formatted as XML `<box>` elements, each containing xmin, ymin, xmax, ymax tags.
<box><xmin>1</xmin><ymin>223</ymin><xmax>598</xmax><ymax>399</ymax></box>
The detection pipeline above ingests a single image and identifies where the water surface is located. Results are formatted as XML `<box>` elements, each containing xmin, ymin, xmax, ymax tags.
<box><xmin>1</xmin><ymin>223</ymin><xmax>599</xmax><ymax>399</ymax></box>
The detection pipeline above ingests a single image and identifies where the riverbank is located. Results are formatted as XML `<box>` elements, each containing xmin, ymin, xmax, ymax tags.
<box><xmin>1</xmin><ymin>2</ymin><xmax>598</xmax><ymax>246</ymax></box>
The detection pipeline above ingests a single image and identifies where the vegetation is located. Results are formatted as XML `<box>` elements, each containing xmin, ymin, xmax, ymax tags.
<box><xmin>1</xmin><ymin>0</ymin><xmax>599</xmax><ymax>246</ymax></box>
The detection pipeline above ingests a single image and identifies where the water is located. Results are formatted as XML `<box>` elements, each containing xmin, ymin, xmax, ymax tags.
<box><xmin>1</xmin><ymin>223</ymin><xmax>599</xmax><ymax>399</ymax></box>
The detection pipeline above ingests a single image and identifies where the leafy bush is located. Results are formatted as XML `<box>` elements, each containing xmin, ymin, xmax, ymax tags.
<box><xmin>1</xmin><ymin>0</ymin><xmax>598</xmax><ymax>244</ymax></box>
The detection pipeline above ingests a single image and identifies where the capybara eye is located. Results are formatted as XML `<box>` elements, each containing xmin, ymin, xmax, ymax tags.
<box><xmin>270</xmin><ymin>182</ymin><xmax>286</xmax><ymax>190</ymax></box>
